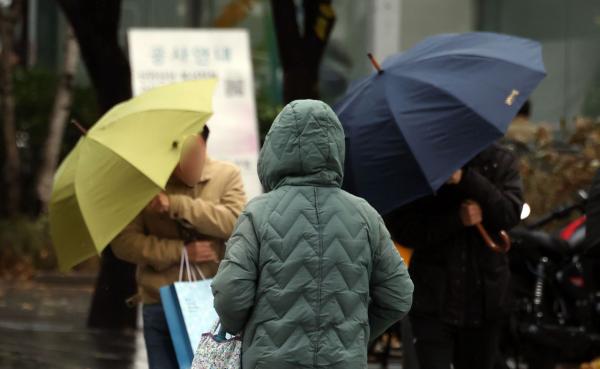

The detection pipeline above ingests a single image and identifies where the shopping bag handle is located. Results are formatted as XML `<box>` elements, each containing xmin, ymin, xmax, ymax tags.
<box><xmin>179</xmin><ymin>248</ymin><xmax>193</xmax><ymax>282</ymax></box>
<box><xmin>179</xmin><ymin>248</ymin><xmax>207</xmax><ymax>282</ymax></box>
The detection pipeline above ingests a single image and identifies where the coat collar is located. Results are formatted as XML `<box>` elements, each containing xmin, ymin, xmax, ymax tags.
<box><xmin>198</xmin><ymin>157</ymin><xmax>214</xmax><ymax>183</ymax></box>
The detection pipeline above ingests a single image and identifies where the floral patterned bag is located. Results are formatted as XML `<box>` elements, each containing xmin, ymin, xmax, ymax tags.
<box><xmin>191</xmin><ymin>321</ymin><xmax>241</xmax><ymax>369</ymax></box>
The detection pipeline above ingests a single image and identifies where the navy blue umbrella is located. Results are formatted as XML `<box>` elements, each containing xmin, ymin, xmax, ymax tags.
<box><xmin>335</xmin><ymin>32</ymin><xmax>546</xmax><ymax>216</ymax></box>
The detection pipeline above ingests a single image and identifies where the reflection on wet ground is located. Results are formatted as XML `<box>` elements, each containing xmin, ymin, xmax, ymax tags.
<box><xmin>0</xmin><ymin>275</ymin><xmax>147</xmax><ymax>369</ymax></box>
<box><xmin>0</xmin><ymin>275</ymin><xmax>400</xmax><ymax>369</ymax></box>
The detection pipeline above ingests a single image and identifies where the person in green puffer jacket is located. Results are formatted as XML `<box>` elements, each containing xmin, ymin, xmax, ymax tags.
<box><xmin>212</xmin><ymin>99</ymin><xmax>414</xmax><ymax>369</ymax></box>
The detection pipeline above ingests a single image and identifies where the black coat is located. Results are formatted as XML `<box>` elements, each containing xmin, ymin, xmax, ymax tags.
<box><xmin>384</xmin><ymin>144</ymin><xmax>523</xmax><ymax>326</ymax></box>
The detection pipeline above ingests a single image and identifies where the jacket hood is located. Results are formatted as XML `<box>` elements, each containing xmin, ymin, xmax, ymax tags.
<box><xmin>258</xmin><ymin>100</ymin><xmax>345</xmax><ymax>191</ymax></box>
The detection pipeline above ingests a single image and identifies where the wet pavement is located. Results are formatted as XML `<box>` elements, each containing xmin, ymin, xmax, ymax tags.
<box><xmin>0</xmin><ymin>275</ymin><xmax>147</xmax><ymax>369</ymax></box>
<box><xmin>0</xmin><ymin>274</ymin><xmax>401</xmax><ymax>369</ymax></box>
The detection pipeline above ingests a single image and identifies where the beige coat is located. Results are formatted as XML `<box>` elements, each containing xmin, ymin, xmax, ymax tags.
<box><xmin>112</xmin><ymin>157</ymin><xmax>247</xmax><ymax>304</ymax></box>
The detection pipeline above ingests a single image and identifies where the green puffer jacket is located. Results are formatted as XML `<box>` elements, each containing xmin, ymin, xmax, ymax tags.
<box><xmin>212</xmin><ymin>99</ymin><xmax>413</xmax><ymax>369</ymax></box>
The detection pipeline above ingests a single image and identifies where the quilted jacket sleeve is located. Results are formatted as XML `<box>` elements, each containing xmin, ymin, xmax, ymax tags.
<box><xmin>368</xmin><ymin>216</ymin><xmax>414</xmax><ymax>342</ymax></box>
<box><xmin>212</xmin><ymin>211</ymin><xmax>260</xmax><ymax>334</ymax></box>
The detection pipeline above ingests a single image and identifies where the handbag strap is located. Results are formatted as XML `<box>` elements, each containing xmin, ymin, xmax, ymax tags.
<box><xmin>213</xmin><ymin>323</ymin><xmax>228</xmax><ymax>343</ymax></box>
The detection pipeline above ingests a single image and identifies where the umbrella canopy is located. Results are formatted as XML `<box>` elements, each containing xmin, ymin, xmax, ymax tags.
<box><xmin>50</xmin><ymin>79</ymin><xmax>217</xmax><ymax>270</ymax></box>
<box><xmin>335</xmin><ymin>32</ymin><xmax>546</xmax><ymax>215</ymax></box>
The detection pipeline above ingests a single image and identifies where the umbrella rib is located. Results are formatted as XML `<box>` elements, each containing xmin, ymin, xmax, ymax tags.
<box><xmin>72</xmin><ymin>142</ymin><xmax>163</xmax><ymax>251</ymax></box>
<box><xmin>334</xmin><ymin>79</ymin><xmax>373</xmax><ymax>113</ymax></box>
<box><xmin>384</xmin><ymin>72</ymin><xmax>514</xmax><ymax>137</ymax></box>
<box><xmin>381</xmin><ymin>99</ymin><xmax>437</xmax><ymax>194</ymax></box>
<box><xmin>85</xmin><ymin>135</ymin><xmax>168</xmax><ymax>190</ymax></box>
<box><xmin>382</xmin><ymin>74</ymin><xmax>507</xmax><ymax>193</ymax></box>
<box><xmin>389</xmin><ymin>52</ymin><xmax>546</xmax><ymax>74</ymax></box>
<box><xmin>86</xmin><ymin>109</ymin><xmax>212</xmax><ymax>189</ymax></box>
<box><xmin>92</xmin><ymin>108</ymin><xmax>211</xmax><ymax>132</ymax></box>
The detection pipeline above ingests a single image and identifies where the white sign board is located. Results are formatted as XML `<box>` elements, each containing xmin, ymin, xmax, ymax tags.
<box><xmin>128</xmin><ymin>29</ymin><xmax>262</xmax><ymax>199</ymax></box>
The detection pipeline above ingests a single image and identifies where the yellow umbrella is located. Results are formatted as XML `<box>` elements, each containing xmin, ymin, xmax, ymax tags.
<box><xmin>50</xmin><ymin>79</ymin><xmax>217</xmax><ymax>270</ymax></box>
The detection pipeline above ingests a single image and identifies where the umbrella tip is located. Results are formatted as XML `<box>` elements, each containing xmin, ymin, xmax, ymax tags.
<box><xmin>71</xmin><ymin>119</ymin><xmax>88</xmax><ymax>135</ymax></box>
<box><xmin>367</xmin><ymin>53</ymin><xmax>383</xmax><ymax>74</ymax></box>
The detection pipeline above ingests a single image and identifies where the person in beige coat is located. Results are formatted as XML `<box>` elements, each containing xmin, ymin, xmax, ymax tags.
<box><xmin>112</xmin><ymin>126</ymin><xmax>246</xmax><ymax>369</ymax></box>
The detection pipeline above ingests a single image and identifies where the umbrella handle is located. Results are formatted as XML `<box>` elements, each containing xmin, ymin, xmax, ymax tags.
<box><xmin>475</xmin><ymin>223</ymin><xmax>511</xmax><ymax>253</ymax></box>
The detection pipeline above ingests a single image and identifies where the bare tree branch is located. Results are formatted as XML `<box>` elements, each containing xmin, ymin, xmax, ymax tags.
<box><xmin>36</xmin><ymin>25</ymin><xmax>80</xmax><ymax>211</ymax></box>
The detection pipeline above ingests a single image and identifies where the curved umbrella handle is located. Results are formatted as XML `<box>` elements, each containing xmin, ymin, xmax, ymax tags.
<box><xmin>475</xmin><ymin>223</ymin><xmax>511</xmax><ymax>253</ymax></box>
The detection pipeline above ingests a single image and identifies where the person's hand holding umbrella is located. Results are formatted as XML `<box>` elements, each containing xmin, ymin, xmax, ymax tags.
<box><xmin>446</xmin><ymin>170</ymin><xmax>512</xmax><ymax>252</ymax></box>
<box><xmin>148</xmin><ymin>192</ymin><xmax>171</xmax><ymax>213</ymax></box>
<box><xmin>447</xmin><ymin>169</ymin><xmax>463</xmax><ymax>185</ymax></box>
<box><xmin>459</xmin><ymin>200</ymin><xmax>482</xmax><ymax>227</ymax></box>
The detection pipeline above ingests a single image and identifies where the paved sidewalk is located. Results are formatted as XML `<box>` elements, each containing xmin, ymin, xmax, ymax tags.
<box><xmin>0</xmin><ymin>275</ymin><xmax>402</xmax><ymax>369</ymax></box>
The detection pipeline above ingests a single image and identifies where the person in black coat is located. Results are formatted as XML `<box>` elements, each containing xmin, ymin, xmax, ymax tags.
<box><xmin>384</xmin><ymin>143</ymin><xmax>524</xmax><ymax>369</ymax></box>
